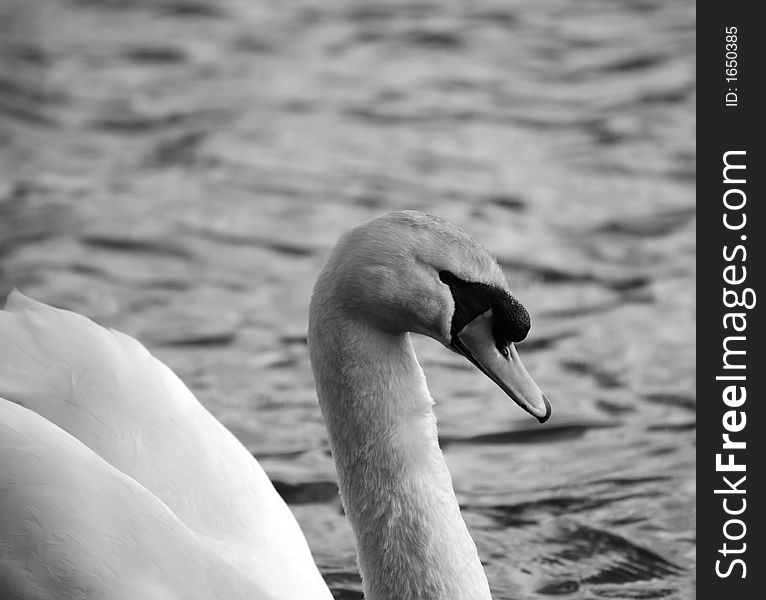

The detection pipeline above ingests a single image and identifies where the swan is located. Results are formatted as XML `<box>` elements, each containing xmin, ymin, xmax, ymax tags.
<box><xmin>0</xmin><ymin>210</ymin><xmax>550</xmax><ymax>600</ymax></box>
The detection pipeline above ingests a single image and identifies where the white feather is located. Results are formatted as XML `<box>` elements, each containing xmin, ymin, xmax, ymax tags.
<box><xmin>0</xmin><ymin>290</ymin><xmax>332</xmax><ymax>600</ymax></box>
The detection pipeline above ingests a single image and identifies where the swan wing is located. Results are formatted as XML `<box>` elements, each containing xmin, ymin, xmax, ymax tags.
<box><xmin>0</xmin><ymin>291</ymin><xmax>331</xmax><ymax>598</ymax></box>
<box><xmin>0</xmin><ymin>399</ymin><xmax>263</xmax><ymax>600</ymax></box>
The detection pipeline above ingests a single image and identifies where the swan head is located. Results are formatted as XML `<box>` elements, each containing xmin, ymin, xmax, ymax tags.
<box><xmin>312</xmin><ymin>210</ymin><xmax>551</xmax><ymax>423</ymax></box>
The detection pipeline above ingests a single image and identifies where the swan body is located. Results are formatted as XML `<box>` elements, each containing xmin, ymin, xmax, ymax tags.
<box><xmin>0</xmin><ymin>293</ymin><xmax>332</xmax><ymax>599</ymax></box>
<box><xmin>1</xmin><ymin>210</ymin><xmax>549</xmax><ymax>600</ymax></box>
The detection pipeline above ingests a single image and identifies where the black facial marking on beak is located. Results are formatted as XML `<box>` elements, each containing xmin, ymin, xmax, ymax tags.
<box><xmin>439</xmin><ymin>270</ymin><xmax>530</xmax><ymax>346</ymax></box>
<box><xmin>440</xmin><ymin>270</ymin><xmax>551</xmax><ymax>423</ymax></box>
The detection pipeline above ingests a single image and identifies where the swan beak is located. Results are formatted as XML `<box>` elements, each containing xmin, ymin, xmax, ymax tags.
<box><xmin>451</xmin><ymin>313</ymin><xmax>551</xmax><ymax>423</ymax></box>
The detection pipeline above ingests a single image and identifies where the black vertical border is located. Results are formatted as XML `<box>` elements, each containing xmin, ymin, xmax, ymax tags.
<box><xmin>699</xmin><ymin>3</ymin><xmax>764</xmax><ymax>598</ymax></box>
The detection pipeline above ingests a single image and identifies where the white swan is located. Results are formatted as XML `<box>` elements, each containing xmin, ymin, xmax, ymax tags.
<box><xmin>0</xmin><ymin>210</ymin><xmax>549</xmax><ymax>600</ymax></box>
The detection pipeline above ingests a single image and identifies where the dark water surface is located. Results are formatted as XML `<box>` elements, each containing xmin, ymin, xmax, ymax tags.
<box><xmin>0</xmin><ymin>0</ymin><xmax>694</xmax><ymax>598</ymax></box>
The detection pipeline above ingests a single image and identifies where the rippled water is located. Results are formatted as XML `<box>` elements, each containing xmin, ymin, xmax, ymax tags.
<box><xmin>0</xmin><ymin>0</ymin><xmax>695</xmax><ymax>598</ymax></box>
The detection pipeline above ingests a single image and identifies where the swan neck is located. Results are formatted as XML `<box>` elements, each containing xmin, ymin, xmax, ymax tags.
<box><xmin>309</xmin><ymin>307</ymin><xmax>492</xmax><ymax>600</ymax></box>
